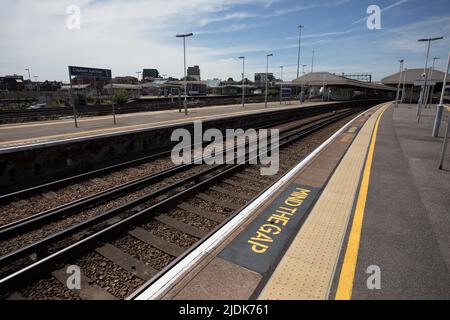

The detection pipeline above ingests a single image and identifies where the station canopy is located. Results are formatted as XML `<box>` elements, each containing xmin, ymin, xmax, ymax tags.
<box><xmin>381</xmin><ymin>68</ymin><xmax>445</xmax><ymax>85</ymax></box>
<box><xmin>293</xmin><ymin>72</ymin><xmax>395</xmax><ymax>91</ymax></box>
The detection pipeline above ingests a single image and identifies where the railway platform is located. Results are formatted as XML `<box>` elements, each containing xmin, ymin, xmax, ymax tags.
<box><xmin>132</xmin><ymin>102</ymin><xmax>450</xmax><ymax>300</ymax></box>
<box><xmin>0</xmin><ymin>100</ymin><xmax>331</xmax><ymax>151</ymax></box>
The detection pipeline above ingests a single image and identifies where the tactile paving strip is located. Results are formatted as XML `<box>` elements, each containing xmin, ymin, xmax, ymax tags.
<box><xmin>259</xmin><ymin>103</ymin><xmax>390</xmax><ymax>300</ymax></box>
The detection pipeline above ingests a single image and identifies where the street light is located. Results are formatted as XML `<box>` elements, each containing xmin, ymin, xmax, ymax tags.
<box><xmin>417</xmin><ymin>36</ymin><xmax>443</xmax><ymax>121</ymax></box>
<box><xmin>302</xmin><ymin>64</ymin><xmax>307</xmax><ymax>75</ymax></box>
<box><xmin>25</xmin><ymin>68</ymin><xmax>31</xmax><ymax>81</ymax></box>
<box><xmin>136</xmin><ymin>71</ymin><xmax>141</xmax><ymax>82</ymax></box>
<box><xmin>401</xmin><ymin>68</ymin><xmax>407</xmax><ymax>102</ymax></box>
<box><xmin>33</xmin><ymin>76</ymin><xmax>39</xmax><ymax>93</ymax></box>
<box><xmin>433</xmin><ymin>50</ymin><xmax>450</xmax><ymax>137</ymax></box>
<box><xmin>296</xmin><ymin>25</ymin><xmax>304</xmax><ymax>79</ymax></box>
<box><xmin>176</xmin><ymin>32</ymin><xmax>194</xmax><ymax>115</ymax></box>
<box><xmin>239</xmin><ymin>56</ymin><xmax>245</xmax><ymax>108</ymax></box>
<box><xmin>395</xmin><ymin>59</ymin><xmax>404</xmax><ymax>108</ymax></box>
<box><xmin>265</xmin><ymin>53</ymin><xmax>273</xmax><ymax>109</ymax></box>
<box><xmin>424</xmin><ymin>57</ymin><xmax>439</xmax><ymax>109</ymax></box>
<box><xmin>311</xmin><ymin>49</ymin><xmax>315</xmax><ymax>73</ymax></box>
<box><xmin>279</xmin><ymin>65</ymin><xmax>283</xmax><ymax>105</ymax></box>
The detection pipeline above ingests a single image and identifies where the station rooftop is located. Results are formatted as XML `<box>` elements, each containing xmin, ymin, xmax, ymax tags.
<box><xmin>293</xmin><ymin>72</ymin><xmax>396</xmax><ymax>91</ymax></box>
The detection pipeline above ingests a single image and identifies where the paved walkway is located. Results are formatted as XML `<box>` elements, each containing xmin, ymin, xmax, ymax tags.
<box><xmin>260</xmin><ymin>103</ymin><xmax>450</xmax><ymax>299</ymax></box>
<box><xmin>339</xmin><ymin>104</ymin><xmax>450</xmax><ymax>299</ymax></box>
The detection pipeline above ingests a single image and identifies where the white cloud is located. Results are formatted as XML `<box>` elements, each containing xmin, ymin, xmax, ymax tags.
<box><xmin>271</xmin><ymin>4</ymin><xmax>317</xmax><ymax>16</ymax></box>
<box><xmin>376</xmin><ymin>14</ymin><xmax>450</xmax><ymax>53</ymax></box>
<box><xmin>198</xmin><ymin>12</ymin><xmax>256</xmax><ymax>26</ymax></box>
<box><xmin>0</xmin><ymin>0</ymin><xmax>279</xmax><ymax>81</ymax></box>
<box><xmin>284</xmin><ymin>30</ymin><xmax>352</xmax><ymax>41</ymax></box>
<box><xmin>352</xmin><ymin>0</ymin><xmax>409</xmax><ymax>25</ymax></box>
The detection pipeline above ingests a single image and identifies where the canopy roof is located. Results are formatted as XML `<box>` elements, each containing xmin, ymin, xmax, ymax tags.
<box><xmin>293</xmin><ymin>72</ymin><xmax>395</xmax><ymax>91</ymax></box>
<box><xmin>381</xmin><ymin>68</ymin><xmax>445</xmax><ymax>85</ymax></box>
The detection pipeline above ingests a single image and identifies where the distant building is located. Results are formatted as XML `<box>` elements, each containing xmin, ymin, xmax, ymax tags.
<box><xmin>381</xmin><ymin>68</ymin><xmax>445</xmax><ymax>103</ymax></box>
<box><xmin>187</xmin><ymin>65</ymin><xmax>201</xmax><ymax>81</ymax></box>
<box><xmin>39</xmin><ymin>80</ymin><xmax>62</xmax><ymax>91</ymax></box>
<box><xmin>72</xmin><ymin>76</ymin><xmax>109</xmax><ymax>93</ymax></box>
<box><xmin>254</xmin><ymin>73</ymin><xmax>275</xmax><ymax>84</ymax></box>
<box><xmin>293</xmin><ymin>72</ymin><xmax>396</xmax><ymax>100</ymax></box>
<box><xmin>0</xmin><ymin>74</ymin><xmax>24</xmax><ymax>91</ymax></box>
<box><xmin>112</xmin><ymin>76</ymin><xmax>138</xmax><ymax>84</ymax></box>
<box><xmin>142</xmin><ymin>69</ymin><xmax>159</xmax><ymax>81</ymax></box>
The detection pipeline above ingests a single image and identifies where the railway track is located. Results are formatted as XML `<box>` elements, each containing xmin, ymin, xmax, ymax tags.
<box><xmin>0</xmin><ymin>107</ymin><xmax>364</xmax><ymax>300</ymax></box>
<box><xmin>1</xmin><ymin>103</ymin><xmax>349</xmax><ymax>198</ymax></box>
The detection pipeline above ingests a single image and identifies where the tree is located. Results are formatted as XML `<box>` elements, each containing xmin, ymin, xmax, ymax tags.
<box><xmin>113</xmin><ymin>89</ymin><xmax>129</xmax><ymax>103</ymax></box>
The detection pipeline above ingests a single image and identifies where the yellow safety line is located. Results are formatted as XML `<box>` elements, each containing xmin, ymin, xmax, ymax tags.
<box><xmin>334</xmin><ymin>105</ymin><xmax>388</xmax><ymax>300</ymax></box>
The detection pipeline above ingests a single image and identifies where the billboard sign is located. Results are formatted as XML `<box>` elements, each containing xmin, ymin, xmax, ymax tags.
<box><xmin>414</xmin><ymin>79</ymin><xmax>436</xmax><ymax>86</ymax></box>
<box><xmin>69</xmin><ymin>66</ymin><xmax>112</xmax><ymax>79</ymax></box>
<box><xmin>281</xmin><ymin>87</ymin><xmax>292</xmax><ymax>98</ymax></box>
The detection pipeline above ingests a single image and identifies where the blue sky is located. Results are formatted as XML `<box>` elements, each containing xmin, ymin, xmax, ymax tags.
<box><xmin>1</xmin><ymin>0</ymin><xmax>449</xmax><ymax>81</ymax></box>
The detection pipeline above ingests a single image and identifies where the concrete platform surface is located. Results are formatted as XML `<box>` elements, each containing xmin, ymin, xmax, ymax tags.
<box><xmin>134</xmin><ymin>102</ymin><xmax>450</xmax><ymax>300</ymax></box>
<box><xmin>133</xmin><ymin>102</ymin><xmax>385</xmax><ymax>300</ymax></box>
<box><xmin>0</xmin><ymin>101</ymin><xmax>332</xmax><ymax>150</ymax></box>
<box><xmin>336</xmin><ymin>104</ymin><xmax>450</xmax><ymax>299</ymax></box>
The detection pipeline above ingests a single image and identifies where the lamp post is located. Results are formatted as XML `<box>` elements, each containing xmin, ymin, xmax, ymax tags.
<box><xmin>33</xmin><ymin>76</ymin><xmax>39</xmax><ymax>93</ymax></box>
<box><xmin>136</xmin><ymin>71</ymin><xmax>141</xmax><ymax>82</ymax></box>
<box><xmin>311</xmin><ymin>49</ymin><xmax>315</xmax><ymax>73</ymax></box>
<box><xmin>25</xmin><ymin>68</ymin><xmax>31</xmax><ymax>81</ymax></box>
<box><xmin>395</xmin><ymin>59</ymin><xmax>404</xmax><ymax>108</ymax></box>
<box><xmin>176</xmin><ymin>32</ymin><xmax>193</xmax><ymax>115</ymax></box>
<box><xmin>239</xmin><ymin>56</ymin><xmax>245</xmax><ymax>108</ymax></box>
<box><xmin>302</xmin><ymin>64</ymin><xmax>307</xmax><ymax>75</ymax></box>
<box><xmin>417</xmin><ymin>36</ymin><xmax>443</xmax><ymax>121</ymax></box>
<box><xmin>296</xmin><ymin>25</ymin><xmax>304</xmax><ymax>80</ymax></box>
<box><xmin>433</xmin><ymin>50</ymin><xmax>450</xmax><ymax>137</ymax></box>
<box><xmin>424</xmin><ymin>57</ymin><xmax>439</xmax><ymax>109</ymax></box>
<box><xmin>265</xmin><ymin>53</ymin><xmax>273</xmax><ymax>108</ymax></box>
<box><xmin>401</xmin><ymin>68</ymin><xmax>407</xmax><ymax>102</ymax></box>
<box><xmin>279</xmin><ymin>65</ymin><xmax>283</xmax><ymax>105</ymax></box>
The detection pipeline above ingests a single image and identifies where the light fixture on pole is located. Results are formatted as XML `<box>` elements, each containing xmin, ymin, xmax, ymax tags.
<box><xmin>33</xmin><ymin>76</ymin><xmax>39</xmax><ymax>93</ymax></box>
<box><xmin>279</xmin><ymin>65</ymin><xmax>283</xmax><ymax>105</ymax></box>
<box><xmin>395</xmin><ymin>59</ymin><xmax>404</xmax><ymax>108</ymax></box>
<box><xmin>296</xmin><ymin>25</ymin><xmax>304</xmax><ymax>79</ymax></box>
<box><xmin>302</xmin><ymin>64</ymin><xmax>307</xmax><ymax>75</ymax></box>
<box><xmin>433</xmin><ymin>50</ymin><xmax>450</xmax><ymax>138</ymax></box>
<box><xmin>311</xmin><ymin>49</ymin><xmax>315</xmax><ymax>73</ymax></box>
<box><xmin>265</xmin><ymin>53</ymin><xmax>273</xmax><ymax>109</ymax></box>
<box><xmin>424</xmin><ymin>57</ymin><xmax>439</xmax><ymax>109</ymax></box>
<box><xmin>417</xmin><ymin>36</ymin><xmax>443</xmax><ymax>121</ymax></box>
<box><xmin>239</xmin><ymin>56</ymin><xmax>245</xmax><ymax>108</ymax></box>
<box><xmin>176</xmin><ymin>32</ymin><xmax>193</xmax><ymax>115</ymax></box>
<box><xmin>401</xmin><ymin>68</ymin><xmax>407</xmax><ymax>102</ymax></box>
<box><xmin>136</xmin><ymin>71</ymin><xmax>141</xmax><ymax>82</ymax></box>
<box><xmin>25</xmin><ymin>68</ymin><xmax>31</xmax><ymax>81</ymax></box>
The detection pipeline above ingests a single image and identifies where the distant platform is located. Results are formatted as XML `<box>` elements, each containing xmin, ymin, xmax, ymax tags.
<box><xmin>133</xmin><ymin>102</ymin><xmax>450</xmax><ymax>300</ymax></box>
<box><xmin>0</xmin><ymin>101</ymin><xmax>333</xmax><ymax>151</ymax></box>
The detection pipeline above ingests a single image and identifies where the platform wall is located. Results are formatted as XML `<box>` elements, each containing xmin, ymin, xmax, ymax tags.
<box><xmin>0</xmin><ymin>100</ymin><xmax>387</xmax><ymax>192</ymax></box>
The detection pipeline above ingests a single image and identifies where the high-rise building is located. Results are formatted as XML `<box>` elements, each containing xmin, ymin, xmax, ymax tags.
<box><xmin>187</xmin><ymin>65</ymin><xmax>201</xmax><ymax>81</ymax></box>
<box><xmin>254</xmin><ymin>73</ymin><xmax>274</xmax><ymax>84</ymax></box>
<box><xmin>142</xmin><ymin>69</ymin><xmax>159</xmax><ymax>80</ymax></box>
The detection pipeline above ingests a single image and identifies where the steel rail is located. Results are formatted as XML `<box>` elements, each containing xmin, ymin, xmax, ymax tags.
<box><xmin>0</xmin><ymin>109</ymin><xmax>349</xmax><ymax>239</ymax></box>
<box><xmin>0</xmin><ymin>104</ymin><xmax>335</xmax><ymax>202</ymax></box>
<box><xmin>0</xmin><ymin>108</ymin><xmax>358</xmax><ymax>295</ymax></box>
